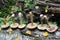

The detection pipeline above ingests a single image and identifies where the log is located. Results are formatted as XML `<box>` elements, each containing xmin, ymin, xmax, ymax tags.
<box><xmin>48</xmin><ymin>7</ymin><xmax>60</xmax><ymax>13</ymax></box>
<box><xmin>37</xmin><ymin>1</ymin><xmax>60</xmax><ymax>7</ymax></box>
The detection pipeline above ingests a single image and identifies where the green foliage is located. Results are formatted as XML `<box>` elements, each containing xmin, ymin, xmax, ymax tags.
<box><xmin>16</xmin><ymin>0</ymin><xmax>35</xmax><ymax>10</ymax></box>
<box><xmin>44</xmin><ymin>5</ymin><xmax>49</xmax><ymax>10</ymax></box>
<box><xmin>52</xmin><ymin>22</ymin><xmax>57</xmax><ymax>25</ymax></box>
<box><xmin>24</xmin><ymin>3</ymin><xmax>35</xmax><ymax>9</ymax></box>
<box><xmin>0</xmin><ymin>0</ymin><xmax>15</xmax><ymax>18</ymax></box>
<box><xmin>24</xmin><ymin>0</ymin><xmax>32</xmax><ymax>3</ymax></box>
<box><xmin>0</xmin><ymin>17</ymin><xmax>3</xmax><ymax>26</ymax></box>
<box><xmin>0</xmin><ymin>6</ymin><xmax>12</xmax><ymax>17</ymax></box>
<box><xmin>11</xmin><ymin>6</ymin><xmax>20</xmax><ymax>12</ymax></box>
<box><xmin>0</xmin><ymin>0</ymin><xmax>36</xmax><ymax>18</ymax></box>
<box><xmin>20</xmin><ymin>18</ymin><xmax>26</xmax><ymax>24</ymax></box>
<box><xmin>49</xmin><ymin>22</ymin><xmax>57</xmax><ymax>25</ymax></box>
<box><xmin>7</xmin><ymin>0</ymin><xmax>15</xmax><ymax>5</ymax></box>
<box><xmin>7</xmin><ymin>20</ymin><xmax>13</xmax><ymax>25</ymax></box>
<box><xmin>0</xmin><ymin>0</ymin><xmax>36</xmax><ymax>25</ymax></box>
<box><xmin>0</xmin><ymin>17</ymin><xmax>2</xmax><ymax>23</ymax></box>
<box><xmin>23</xmin><ymin>0</ymin><xmax>36</xmax><ymax>9</ymax></box>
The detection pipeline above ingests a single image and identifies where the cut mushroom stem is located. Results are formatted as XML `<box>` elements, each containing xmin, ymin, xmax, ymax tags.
<box><xmin>29</xmin><ymin>12</ymin><xmax>34</xmax><ymax>26</ymax></box>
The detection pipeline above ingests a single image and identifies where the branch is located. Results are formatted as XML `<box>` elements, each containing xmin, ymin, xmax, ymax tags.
<box><xmin>37</xmin><ymin>1</ymin><xmax>60</xmax><ymax>7</ymax></box>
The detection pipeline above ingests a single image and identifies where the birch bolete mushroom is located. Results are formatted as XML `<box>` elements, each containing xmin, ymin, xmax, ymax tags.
<box><xmin>18</xmin><ymin>12</ymin><xmax>26</xmax><ymax>29</ymax></box>
<box><xmin>10</xmin><ymin>14</ymin><xmax>19</xmax><ymax>29</ymax></box>
<box><xmin>1</xmin><ymin>18</ymin><xmax>9</xmax><ymax>29</ymax></box>
<box><xmin>44</xmin><ymin>15</ymin><xmax>58</xmax><ymax>32</ymax></box>
<box><xmin>26</xmin><ymin>12</ymin><xmax>37</xmax><ymax>29</ymax></box>
<box><xmin>37</xmin><ymin>14</ymin><xmax>47</xmax><ymax>30</ymax></box>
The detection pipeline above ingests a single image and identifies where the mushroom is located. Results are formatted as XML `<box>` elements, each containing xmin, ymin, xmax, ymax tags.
<box><xmin>26</xmin><ymin>12</ymin><xmax>37</xmax><ymax>29</ymax></box>
<box><xmin>45</xmin><ymin>15</ymin><xmax>58</xmax><ymax>32</ymax></box>
<box><xmin>10</xmin><ymin>23</ymin><xmax>19</xmax><ymax>29</ymax></box>
<box><xmin>1</xmin><ymin>17</ymin><xmax>9</xmax><ymax>29</ymax></box>
<box><xmin>37</xmin><ymin>14</ymin><xmax>47</xmax><ymax>30</ymax></box>
<box><xmin>18</xmin><ymin>12</ymin><xmax>26</xmax><ymax>29</ymax></box>
<box><xmin>10</xmin><ymin>14</ymin><xmax>19</xmax><ymax>29</ymax></box>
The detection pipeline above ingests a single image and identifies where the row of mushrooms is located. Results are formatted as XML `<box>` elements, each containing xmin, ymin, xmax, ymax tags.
<box><xmin>0</xmin><ymin>11</ymin><xmax>58</xmax><ymax>33</ymax></box>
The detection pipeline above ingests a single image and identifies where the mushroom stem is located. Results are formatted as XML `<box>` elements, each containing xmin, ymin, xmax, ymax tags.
<box><xmin>2</xmin><ymin>18</ymin><xmax>6</xmax><ymax>24</ymax></box>
<box><xmin>46</xmin><ymin>20</ymin><xmax>50</xmax><ymax>28</ymax></box>
<box><xmin>40</xmin><ymin>14</ymin><xmax>44</xmax><ymax>26</ymax></box>
<box><xmin>41</xmin><ymin>20</ymin><xmax>43</xmax><ymax>27</ymax></box>
<box><xmin>44</xmin><ymin>16</ymin><xmax>50</xmax><ymax>28</ymax></box>
<box><xmin>29</xmin><ymin>12</ymin><xmax>33</xmax><ymax>26</ymax></box>
<box><xmin>19</xmin><ymin>5</ymin><xmax>22</xmax><ymax>10</ymax></box>
<box><xmin>18</xmin><ymin>13</ymin><xmax>23</xmax><ymax>25</ymax></box>
<box><xmin>20</xmin><ymin>17</ymin><xmax>22</xmax><ymax>25</ymax></box>
<box><xmin>11</xmin><ymin>17</ymin><xmax>15</xmax><ymax>25</ymax></box>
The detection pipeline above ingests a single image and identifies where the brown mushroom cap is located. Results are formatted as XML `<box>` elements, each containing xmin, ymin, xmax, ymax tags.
<box><xmin>37</xmin><ymin>24</ymin><xmax>47</xmax><ymax>30</ymax></box>
<box><xmin>1</xmin><ymin>23</ymin><xmax>9</xmax><ymax>28</ymax></box>
<box><xmin>18</xmin><ymin>24</ymin><xmax>26</xmax><ymax>29</ymax></box>
<box><xmin>46</xmin><ymin>25</ymin><xmax>58</xmax><ymax>32</ymax></box>
<box><xmin>10</xmin><ymin>23</ymin><xmax>19</xmax><ymax>28</ymax></box>
<box><xmin>26</xmin><ymin>23</ymin><xmax>37</xmax><ymax>29</ymax></box>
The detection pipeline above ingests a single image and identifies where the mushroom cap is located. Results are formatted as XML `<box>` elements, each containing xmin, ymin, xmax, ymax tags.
<box><xmin>46</xmin><ymin>25</ymin><xmax>58</xmax><ymax>32</ymax></box>
<box><xmin>1</xmin><ymin>23</ymin><xmax>9</xmax><ymax>28</ymax></box>
<box><xmin>18</xmin><ymin>24</ymin><xmax>26</xmax><ymax>29</ymax></box>
<box><xmin>10</xmin><ymin>23</ymin><xmax>19</xmax><ymax>28</ymax></box>
<box><xmin>37</xmin><ymin>24</ymin><xmax>47</xmax><ymax>30</ymax></box>
<box><xmin>11</xmin><ymin>14</ymin><xmax>15</xmax><ymax>17</ymax></box>
<box><xmin>35</xmin><ymin>6</ymin><xmax>39</xmax><ymax>9</ymax></box>
<box><xmin>26</xmin><ymin>23</ymin><xmax>37</xmax><ymax>29</ymax></box>
<box><xmin>18</xmin><ymin>12</ymin><xmax>23</xmax><ymax>17</ymax></box>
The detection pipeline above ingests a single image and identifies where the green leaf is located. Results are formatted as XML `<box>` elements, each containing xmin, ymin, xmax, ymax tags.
<box><xmin>21</xmin><ymin>18</ymin><xmax>26</xmax><ymax>24</ymax></box>
<box><xmin>53</xmin><ymin>22</ymin><xmax>57</xmax><ymax>25</ymax></box>
<box><xmin>0</xmin><ymin>12</ymin><xmax>2</xmax><ymax>14</ymax></box>
<box><xmin>24</xmin><ymin>3</ymin><xmax>30</xmax><ymax>8</ymax></box>
<box><xmin>0</xmin><ymin>17</ymin><xmax>2</xmax><ymax>22</ymax></box>
<box><xmin>45</xmin><ymin>5</ymin><xmax>49</xmax><ymax>10</ymax></box>
<box><xmin>54</xmin><ymin>22</ymin><xmax>57</xmax><ymax>24</ymax></box>
<box><xmin>25</xmin><ymin>0</ymin><xmax>32</xmax><ymax>3</ymax></box>
<box><xmin>14</xmin><ymin>17</ymin><xmax>17</xmax><ymax>20</ymax></box>
<box><xmin>8</xmin><ymin>20</ymin><xmax>13</xmax><ymax>24</ymax></box>
<box><xmin>14</xmin><ymin>7</ymin><xmax>19</xmax><ymax>12</ymax></box>
<box><xmin>0</xmin><ymin>22</ymin><xmax>3</xmax><ymax>26</ymax></box>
